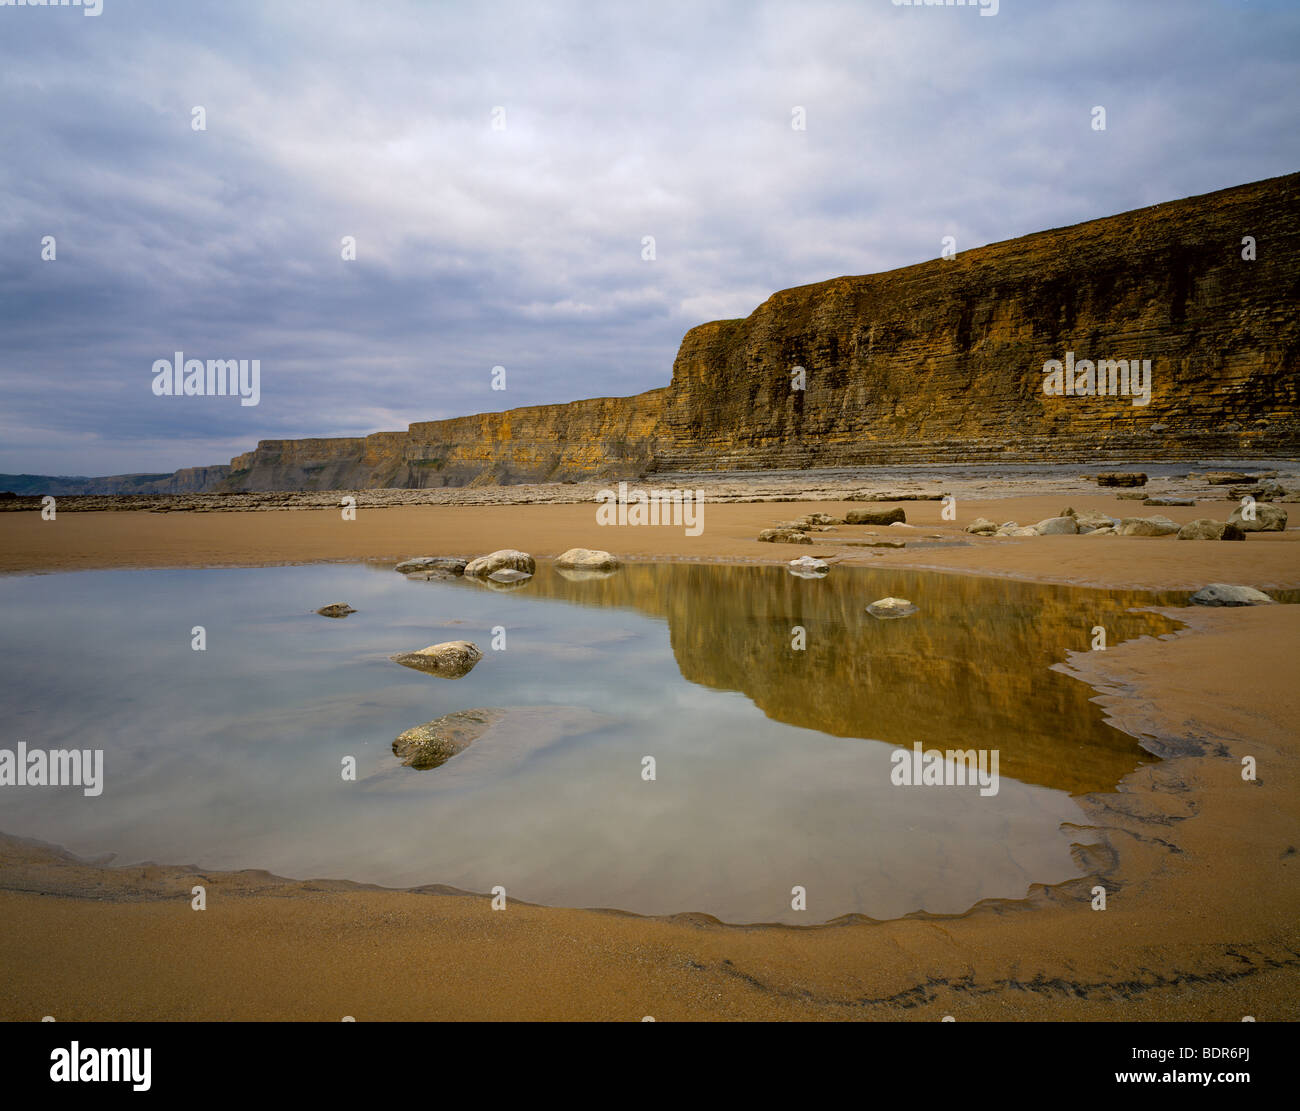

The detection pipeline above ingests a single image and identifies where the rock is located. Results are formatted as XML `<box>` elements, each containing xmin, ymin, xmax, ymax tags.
<box><xmin>1228</xmin><ymin>483</ymin><xmax>1283</xmax><ymax>500</ymax></box>
<box><xmin>395</xmin><ymin>556</ymin><xmax>468</xmax><ymax>575</ymax></box>
<box><xmin>758</xmin><ymin>528</ymin><xmax>813</xmax><ymax>544</ymax></box>
<box><xmin>1227</xmin><ymin>503</ymin><xmax>1287</xmax><ymax>532</ymax></box>
<box><xmin>846</xmin><ymin>492</ymin><xmax>945</xmax><ymax>502</ymax></box>
<box><xmin>556</xmin><ymin>567</ymin><xmax>618</xmax><ymax>582</ymax></box>
<box><xmin>1082</xmin><ymin>526</ymin><xmax>1116</xmax><ymax>536</ymax></box>
<box><xmin>866</xmin><ymin>597</ymin><xmax>918</xmax><ymax>619</ymax></box>
<box><xmin>390</xmin><ymin>640</ymin><xmax>483</xmax><ymax>678</ymax></box>
<box><xmin>315</xmin><ymin>603</ymin><xmax>356</xmax><ymax>618</ymax></box>
<box><xmin>1096</xmin><ymin>472</ymin><xmax>1147</xmax><ymax>487</ymax></box>
<box><xmin>1143</xmin><ymin>497</ymin><xmax>1196</xmax><ymax>506</ymax></box>
<box><xmin>964</xmin><ymin>517</ymin><xmax>998</xmax><ymax>534</ymax></box>
<box><xmin>464</xmin><ymin>549</ymin><xmax>536</xmax><ymax>577</ymax></box>
<box><xmin>1203</xmin><ymin>472</ymin><xmax>1255</xmax><ymax>485</ymax></box>
<box><xmin>844</xmin><ymin>507</ymin><xmax>907</xmax><ymax>525</ymax></box>
<box><xmin>1116</xmin><ymin>492</ymin><xmax>1148</xmax><ymax>500</ymax></box>
<box><xmin>554</xmin><ymin>549</ymin><xmax>619</xmax><ymax>572</ymax></box>
<box><xmin>858</xmin><ymin>539</ymin><xmax>906</xmax><ymax>548</ymax></box>
<box><xmin>777</xmin><ymin>519</ymin><xmax>836</xmax><ymax>531</ymax></box>
<box><xmin>1006</xmin><ymin>526</ymin><xmax>1040</xmax><ymax>537</ymax></box>
<box><xmin>1034</xmin><ymin>516</ymin><xmax>1079</xmax><ymax>535</ymax></box>
<box><xmin>1119</xmin><ymin>515</ymin><xmax>1180</xmax><ymax>536</ymax></box>
<box><xmin>1177</xmin><ymin>519</ymin><xmax>1246</xmax><ymax>541</ymax></box>
<box><xmin>1189</xmin><ymin>584</ymin><xmax>1276</xmax><ymax>607</ymax></box>
<box><xmin>487</xmin><ymin>568</ymin><xmax>532</xmax><ymax>583</ymax></box>
<box><xmin>392</xmin><ymin>708</ymin><xmax>506</xmax><ymax>769</ymax></box>
<box><xmin>1074</xmin><ymin>511</ymin><xmax>1118</xmax><ymax>531</ymax></box>
<box><xmin>788</xmin><ymin>556</ymin><xmax>829</xmax><ymax>577</ymax></box>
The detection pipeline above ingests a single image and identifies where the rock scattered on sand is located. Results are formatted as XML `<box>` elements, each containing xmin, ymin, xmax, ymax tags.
<box><xmin>1203</xmin><ymin>473</ymin><xmax>1255</xmax><ymax>485</ymax></box>
<box><xmin>1116</xmin><ymin>492</ymin><xmax>1148</xmax><ymax>500</ymax></box>
<box><xmin>1096</xmin><ymin>472</ymin><xmax>1147</xmax><ymax>487</ymax></box>
<box><xmin>866</xmin><ymin>597</ymin><xmax>918</xmax><ymax>619</ymax></box>
<box><xmin>1035</xmin><ymin>516</ymin><xmax>1079</xmax><ymax>535</ymax></box>
<box><xmin>846</xmin><ymin>491</ymin><xmax>946</xmax><ymax>501</ymax></box>
<box><xmin>1144</xmin><ymin>497</ymin><xmax>1197</xmax><ymax>507</ymax></box>
<box><xmin>315</xmin><ymin>603</ymin><xmax>356</xmax><ymax>618</ymax></box>
<box><xmin>392</xmin><ymin>708</ymin><xmax>506</xmax><ymax>769</ymax></box>
<box><xmin>964</xmin><ymin>517</ymin><xmax>998</xmax><ymax>534</ymax></box>
<box><xmin>1227</xmin><ymin>503</ymin><xmax>1287</xmax><ymax>533</ymax></box>
<box><xmin>1228</xmin><ymin>481</ymin><xmax>1287</xmax><ymax>501</ymax></box>
<box><xmin>788</xmin><ymin>556</ymin><xmax>829</xmax><ymax>577</ymax></box>
<box><xmin>1082</xmin><ymin>526</ymin><xmax>1117</xmax><ymax>536</ymax></box>
<box><xmin>1189</xmin><ymin>584</ymin><xmax>1276</xmax><ymax>607</ymax></box>
<box><xmin>554</xmin><ymin>547</ymin><xmax>620</xmax><ymax>571</ymax></box>
<box><xmin>464</xmin><ymin>549</ymin><xmax>536</xmax><ymax>576</ymax></box>
<box><xmin>1177</xmin><ymin>519</ymin><xmax>1245</xmax><ymax>541</ymax></box>
<box><xmin>390</xmin><ymin>640</ymin><xmax>483</xmax><ymax>678</ymax></box>
<box><xmin>758</xmin><ymin>528</ymin><xmax>813</xmax><ymax>544</ymax></box>
<box><xmin>395</xmin><ymin>556</ymin><xmax>468</xmax><ymax>575</ymax></box>
<box><xmin>1119</xmin><ymin>515</ymin><xmax>1180</xmax><ymax>537</ymax></box>
<box><xmin>1071</xmin><ymin>510</ymin><xmax>1118</xmax><ymax>531</ymax></box>
<box><xmin>845</xmin><ymin>507</ymin><xmax>907</xmax><ymax>526</ymax></box>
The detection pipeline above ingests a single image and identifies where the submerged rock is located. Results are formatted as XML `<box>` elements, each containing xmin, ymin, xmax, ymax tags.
<box><xmin>866</xmin><ymin>597</ymin><xmax>918</xmax><ymax>619</ymax></box>
<box><xmin>315</xmin><ymin>603</ymin><xmax>356</xmax><ymax>618</ymax></box>
<box><xmin>556</xmin><ymin>567</ymin><xmax>619</xmax><ymax>582</ymax></box>
<box><xmin>1189</xmin><ymin>584</ymin><xmax>1276</xmax><ymax>607</ymax></box>
<box><xmin>788</xmin><ymin>556</ymin><xmax>829</xmax><ymax>577</ymax></box>
<box><xmin>1227</xmin><ymin>503</ymin><xmax>1287</xmax><ymax>532</ymax></box>
<box><xmin>487</xmin><ymin>568</ymin><xmax>533</xmax><ymax>583</ymax></box>
<box><xmin>395</xmin><ymin>556</ymin><xmax>468</xmax><ymax>575</ymax></box>
<box><xmin>1177</xmin><ymin>519</ymin><xmax>1245</xmax><ymax>541</ymax></box>
<box><xmin>845</xmin><ymin>507</ymin><xmax>906</xmax><ymax>526</ymax></box>
<box><xmin>392</xmin><ymin>708</ymin><xmax>506</xmax><ymax>769</ymax></box>
<box><xmin>390</xmin><ymin>640</ymin><xmax>483</xmax><ymax>678</ymax></box>
<box><xmin>554</xmin><ymin>547</ymin><xmax>620</xmax><ymax>571</ymax></box>
<box><xmin>464</xmin><ymin>549</ymin><xmax>536</xmax><ymax>577</ymax></box>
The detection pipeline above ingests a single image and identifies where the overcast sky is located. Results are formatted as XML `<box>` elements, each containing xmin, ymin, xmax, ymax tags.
<box><xmin>1</xmin><ymin>0</ymin><xmax>1296</xmax><ymax>475</ymax></box>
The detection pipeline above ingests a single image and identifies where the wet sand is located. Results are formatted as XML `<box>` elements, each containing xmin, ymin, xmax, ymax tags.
<box><xmin>1</xmin><ymin>494</ymin><xmax>1298</xmax><ymax>1020</ymax></box>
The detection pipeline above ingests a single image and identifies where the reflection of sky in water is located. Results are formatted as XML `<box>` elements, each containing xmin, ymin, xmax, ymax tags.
<box><xmin>0</xmin><ymin>563</ymin><xmax>1181</xmax><ymax>924</ymax></box>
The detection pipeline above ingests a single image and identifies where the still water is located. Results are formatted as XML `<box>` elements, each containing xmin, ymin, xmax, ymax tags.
<box><xmin>0</xmin><ymin>561</ymin><xmax>1183</xmax><ymax>924</ymax></box>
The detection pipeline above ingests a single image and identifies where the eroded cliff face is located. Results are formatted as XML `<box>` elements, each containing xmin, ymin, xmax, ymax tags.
<box><xmin>658</xmin><ymin>172</ymin><xmax>1300</xmax><ymax>468</ymax></box>
<box><xmin>224</xmin><ymin>391</ymin><xmax>667</xmax><ymax>490</ymax></box>
<box><xmin>215</xmin><ymin>172</ymin><xmax>1297</xmax><ymax>491</ymax></box>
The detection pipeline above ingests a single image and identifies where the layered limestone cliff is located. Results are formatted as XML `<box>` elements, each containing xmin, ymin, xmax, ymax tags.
<box><xmin>36</xmin><ymin>172</ymin><xmax>1293</xmax><ymax>495</ymax></box>
<box><xmin>657</xmin><ymin>171</ymin><xmax>1300</xmax><ymax>468</ymax></box>
<box><xmin>223</xmin><ymin>391</ymin><xmax>666</xmax><ymax>490</ymax></box>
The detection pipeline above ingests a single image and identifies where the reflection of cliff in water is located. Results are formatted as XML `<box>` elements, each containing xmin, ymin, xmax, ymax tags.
<box><xmin>476</xmin><ymin>562</ymin><xmax>1184</xmax><ymax>796</ymax></box>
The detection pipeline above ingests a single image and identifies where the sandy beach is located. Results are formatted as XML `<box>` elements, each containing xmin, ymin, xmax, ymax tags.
<box><xmin>1</xmin><ymin>490</ymin><xmax>1297</xmax><ymax>1021</ymax></box>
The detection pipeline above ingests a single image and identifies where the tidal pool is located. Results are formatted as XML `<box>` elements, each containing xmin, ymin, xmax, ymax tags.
<box><xmin>0</xmin><ymin>561</ymin><xmax>1184</xmax><ymax>924</ymax></box>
